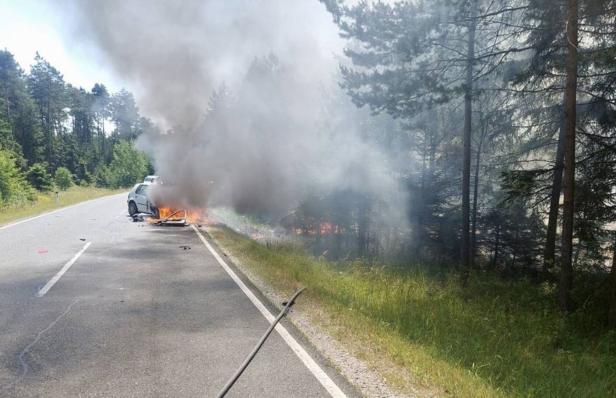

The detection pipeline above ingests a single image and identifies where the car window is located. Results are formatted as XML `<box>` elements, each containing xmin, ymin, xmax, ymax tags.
<box><xmin>135</xmin><ymin>184</ymin><xmax>146</xmax><ymax>195</ymax></box>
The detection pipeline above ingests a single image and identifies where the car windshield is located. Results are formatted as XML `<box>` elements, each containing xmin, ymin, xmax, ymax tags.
<box><xmin>135</xmin><ymin>185</ymin><xmax>149</xmax><ymax>195</ymax></box>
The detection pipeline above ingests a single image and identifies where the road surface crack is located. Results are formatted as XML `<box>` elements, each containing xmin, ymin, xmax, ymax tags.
<box><xmin>1</xmin><ymin>299</ymin><xmax>80</xmax><ymax>391</ymax></box>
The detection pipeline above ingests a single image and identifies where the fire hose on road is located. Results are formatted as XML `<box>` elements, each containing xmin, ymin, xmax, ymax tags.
<box><xmin>216</xmin><ymin>287</ymin><xmax>306</xmax><ymax>398</ymax></box>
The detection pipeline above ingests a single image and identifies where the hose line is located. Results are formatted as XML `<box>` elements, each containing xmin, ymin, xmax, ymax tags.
<box><xmin>216</xmin><ymin>287</ymin><xmax>306</xmax><ymax>398</ymax></box>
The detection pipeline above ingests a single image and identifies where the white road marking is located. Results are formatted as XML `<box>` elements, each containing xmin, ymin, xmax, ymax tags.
<box><xmin>0</xmin><ymin>193</ymin><xmax>125</xmax><ymax>230</ymax></box>
<box><xmin>36</xmin><ymin>242</ymin><xmax>92</xmax><ymax>297</ymax></box>
<box><xmin>191</xmin><ymin>225</ymin><xmax>347</xmax><ymax>398</ymax></box>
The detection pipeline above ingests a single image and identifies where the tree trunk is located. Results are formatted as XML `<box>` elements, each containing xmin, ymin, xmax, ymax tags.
<box><xmin>46</xmin><ymin>80</ymin><xmax>53</xmax><ymax>168</ymax></box>
<box><xmin>608</xmin><ymin>242</ymin><xmax>616</xmax><ymax>328</ymax></box>
<box><xmin>559</xmin><ymin>0</ymin><xmax>578</xmax><ymax>313</ymax></box>
<box><xmin>100</xmin><ymin>116</ymin><xmax>105</xmax><ymax>154</ymax></box>
<box><xmin>4</xmin><ymin>86</ymin><xmax>11</xmax><ymax>118</ymax></box>
<box><xmin>543</xmin><ymin>114</ymin><xmax>566</xmax><ymax>274</ymax></box>
<box><xmin>510</xmin><ymin>224</ymin><xmax>520</xmax><ymax>276</ymax></box>
<box><xmin>416</xmin><ymin>130</ymin><xmax>428</xmax><ymax>257</ymax></box>
<box><xmin>471</xmin><ymin>125</ymin><xmax>486</xmax><ymax>269</ymax></box>
<box><xmin>490</xmin><ymin>223</ymin><xmax>500</xmax><ymax>270</ymax></box>
<box><xmin>357</xmin><ymin>198</ymin><xmax>369</xmax><ymax>257</ymax></box>
<box><xmin>461</xmin><ymin>0</ymin><xmax>478</xmax><ymax>285</ymax></box>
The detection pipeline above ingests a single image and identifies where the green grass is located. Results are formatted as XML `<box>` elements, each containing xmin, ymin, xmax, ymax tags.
<box><xmin>0</xmin><ymin>185</ymin><xmax>125</xmax><ymax>226</ymax></box>
<box><xmin>210</xmin><ymin>226</ymin><xmax>616</xmax><ymax>398</ymax></box>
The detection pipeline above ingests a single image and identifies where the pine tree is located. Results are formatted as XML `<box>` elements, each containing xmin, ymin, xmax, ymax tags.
<box><xmin>109</xmin><ymin>89</ymin><xmax>140</xmax><ymax>139</ymax></box>
<box><xmin>27</xmin><ymin>53</ymin><xmax>67</xmax><ymax>170</ymax></box>
<box><xmin>322</xmin><ymin>0</ymin><xmax>529</xmax><ymax>275</ymax></box>
<box><xmin>91</xmin><ymin>83</ymin><xmax>111</xmax><ymax>161</ymax></box>
<box><xmin>0</xmin><ymin>50</ymin><xmax>42</xmax><ymax>164</ymax></box>
<box><xmin>518</xmin><ymin>0</ymin><xmax>616</xmax><ymax>309</ymax></box>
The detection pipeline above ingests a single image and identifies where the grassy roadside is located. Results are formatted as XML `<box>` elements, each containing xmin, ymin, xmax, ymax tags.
<box><xmin>209</xmin><ymin>226</ymin><xmax>616</xmax><ymax>397</ymax></box>
<box><xmin>0</xmin><ymin>186</ymin><xmax>125</xmax><ymax>226</ymax></box>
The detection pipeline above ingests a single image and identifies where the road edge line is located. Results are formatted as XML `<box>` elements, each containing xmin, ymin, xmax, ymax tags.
<box><xmin>191</xmin><ymin>225</ymin><xmax>347</xmax><ymax>398</ymax></box>
<box><xmin>0</xmin><ymin>192</ymin><xmax>125</xmax><ymax>230</ymax></box>
<box><xmin>36</xmin><ymin>242</ymin><xmax>92</xmax><ymax>298</ymax></box>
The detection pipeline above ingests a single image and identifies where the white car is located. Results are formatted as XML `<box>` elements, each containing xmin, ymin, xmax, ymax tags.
<box><xmin>143</xmin><ymin>175</ymin><xmax>161</xmax><ymax>184</ymax></box>
<box><xmin>127</xmin><ymin>182</ymin><xmax>159</xmax><ymax>217</ymax></box>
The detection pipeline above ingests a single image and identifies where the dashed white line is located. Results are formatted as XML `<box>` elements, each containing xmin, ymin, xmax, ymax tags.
<box><xmin>36</xmin><ymin>242</ymin><xmax>92</xmax><ymax>297</ymax></box>
<box><xmin>191</xmin><ymin>225</ymin><xmax>347</xmax><ymax>398</ymax></box>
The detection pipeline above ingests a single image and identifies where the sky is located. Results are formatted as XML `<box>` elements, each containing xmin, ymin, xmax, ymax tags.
<box><xmin>0</xmin><ymin>0</ymin><xmax>407</xmax><ymax>223</ymax></box>
<box><xmin>0</xmin><ymin>0</ymin><xmax>127</xmax><ymax>91</ymax></box>
<box><xmin>0</xmin><ymin>0</ymin><xmax>344</xmax><ymax>97</ymax></box>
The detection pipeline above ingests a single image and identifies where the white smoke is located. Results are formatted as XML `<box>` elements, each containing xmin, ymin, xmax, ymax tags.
<box><xmin>56</xmin><ymin>0</ymin><xmax>407</xmax><ymax>223</ymax></box>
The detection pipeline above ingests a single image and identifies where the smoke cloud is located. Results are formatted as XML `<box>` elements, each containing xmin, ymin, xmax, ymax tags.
<box><xmin>58</xmin><ymin>0</ymin><xmax>407</xmax><ymax>221</ymax></box>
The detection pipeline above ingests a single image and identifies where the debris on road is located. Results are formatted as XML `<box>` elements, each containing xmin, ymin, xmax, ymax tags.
<box><xmin>216</xmin><ymin>288</ymin><xmax>306</xmax><ymax>398</ymax></box>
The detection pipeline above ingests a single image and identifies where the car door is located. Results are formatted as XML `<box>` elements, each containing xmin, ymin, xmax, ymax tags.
<box><xmin>134</xmin><ymin>184</ymin><xmax>149</xmax><ymax>212</ymax></box>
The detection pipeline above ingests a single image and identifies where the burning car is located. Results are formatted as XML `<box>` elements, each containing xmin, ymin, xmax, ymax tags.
<box><xmin>127</xmin><ymin>181</ymin><xmax>202</xmax><ymax>225</ymax></box>
<box><xmin>143</xmin><ymin>175</ymin><xmax>161</xmax><ymax>184</ymax></box>
<box><xmin>127</xmin><ymin>182</ymin><xmax>159</xmax><ymax>217</ymax></box>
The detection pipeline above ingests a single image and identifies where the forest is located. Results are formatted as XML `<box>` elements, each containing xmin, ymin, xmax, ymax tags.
<box><xmin>0</xmin><ymin>50</ymin><xmax>151</xmax><ymax>207</ymax></box>
<box><xmin>265</xmin><ymin>0</ymin><xmax>616</xmax><ymax>330</ymax></box>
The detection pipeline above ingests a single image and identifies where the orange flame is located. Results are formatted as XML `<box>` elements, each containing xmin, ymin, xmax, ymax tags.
<box><xmin>293</xmin><ymin>222</ymin><xmax>340</xmax><ymax>236</ymax></box>
<box><xmin>149</xmin><ymin>206</ymin><xmax>204</xmax><ymax>225</ymax></box>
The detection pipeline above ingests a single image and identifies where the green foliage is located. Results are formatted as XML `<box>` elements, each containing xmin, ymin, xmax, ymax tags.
<box><xmin>0</xmin><ymin>48</ymin><xmax>157</xmax><ymax>193</ymax></box>
<box><xmin>79</xmin><ymin>170</ymin><xmax>94</xmax><ymax>186</ymax></box>
<box><xmin>0</xmin><ymin>185</ymin><xmax>122</xmax><ymax>226</ymax></box>
<box><xmin>0</xmin><ymin>50</ymin><xmax>41</xmax><ymax>164</ymax></box>
<box><xmin>26</xmin><ymin>163</ymin><xmax>53</xmax><ymax>192</ymax></box>
<box><xmin>94</xmin><ymin>164</ymin><xmax>112</xmax><ymax>188</ymax></box>
<box><xmin>501</xmin><ymin>169</ymin><xmax>549</xmax><ymax>203</ymax></box>
<box><xmin>54</xmin><ymin>166</ymin><xmax>73</xmax><ymax>190</ymax></box>
<box><xmin>0</xmin><ymin>149</ymin><xmax>34</xmax><ymax>206</ymax></box>
<box><xmin>109</xmin><ymin>89</ymin><xmax>141</xmax><ymax>139</ymax></box>
<box><xmin>215</xmin><ymin>227</ymin><xmax>616</xmax><ymax>397</ymax></box>
<box><xmin>107</xmin><ymin>140</ymin><xmax>149</xmax><ymax>188</ymax></box>
<box><xmin>28</xmin><ymin>53</ymin><xmax>68</xmax><ymax>168</ymax></box>
<box><xmin>0</xmin><ymin>115</ymin><xmax>22</xmax><ymax>158</ymax></box>
<box><xmin>0</xmin><ymin>49</ymin><xmax>154</xmax><ymax>195</ymax></box>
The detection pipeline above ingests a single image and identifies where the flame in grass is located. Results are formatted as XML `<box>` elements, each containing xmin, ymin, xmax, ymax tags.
<box><xmin>292</xmin><ymin>222</ymin><xmax>342</xmax><ymax>236</ymax></box>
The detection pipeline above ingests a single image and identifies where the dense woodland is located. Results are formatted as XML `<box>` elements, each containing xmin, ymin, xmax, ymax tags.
<box><xmin>0</xmin><ymin>50</ymin><xmax>151</xmax><ymax>204</ymax></box>
<box><xmin>268</xmin><ymin>0</ymin><xmax>616</xmax><ymax>328</ymax></box>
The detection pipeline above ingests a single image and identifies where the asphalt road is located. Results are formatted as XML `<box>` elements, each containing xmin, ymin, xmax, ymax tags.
<box><xmin>0</xmin><ymin>194</ymin><xmax>353</xmax><ymax>397</ymax></box>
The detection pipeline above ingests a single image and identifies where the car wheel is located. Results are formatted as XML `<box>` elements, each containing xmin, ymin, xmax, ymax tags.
<box><xmin>128</xmin><ymin>201</ymin><xmax>138</xmax><ymax>216</ymax></box>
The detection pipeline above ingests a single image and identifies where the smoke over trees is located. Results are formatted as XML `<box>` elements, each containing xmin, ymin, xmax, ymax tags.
<box><xmin>322</xmin><ymin>0</ymin><xmax>616</xmax><ymax>319</ymax></box>
<box><xmin>56</xmin><ymin>0</ymin><xmax>409</xmax><ymax>239</ymax></box>
<box><xmin>25</xmin><ymin>0</ymin><xmax>615</xmax><ymax>325</ymax></box>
